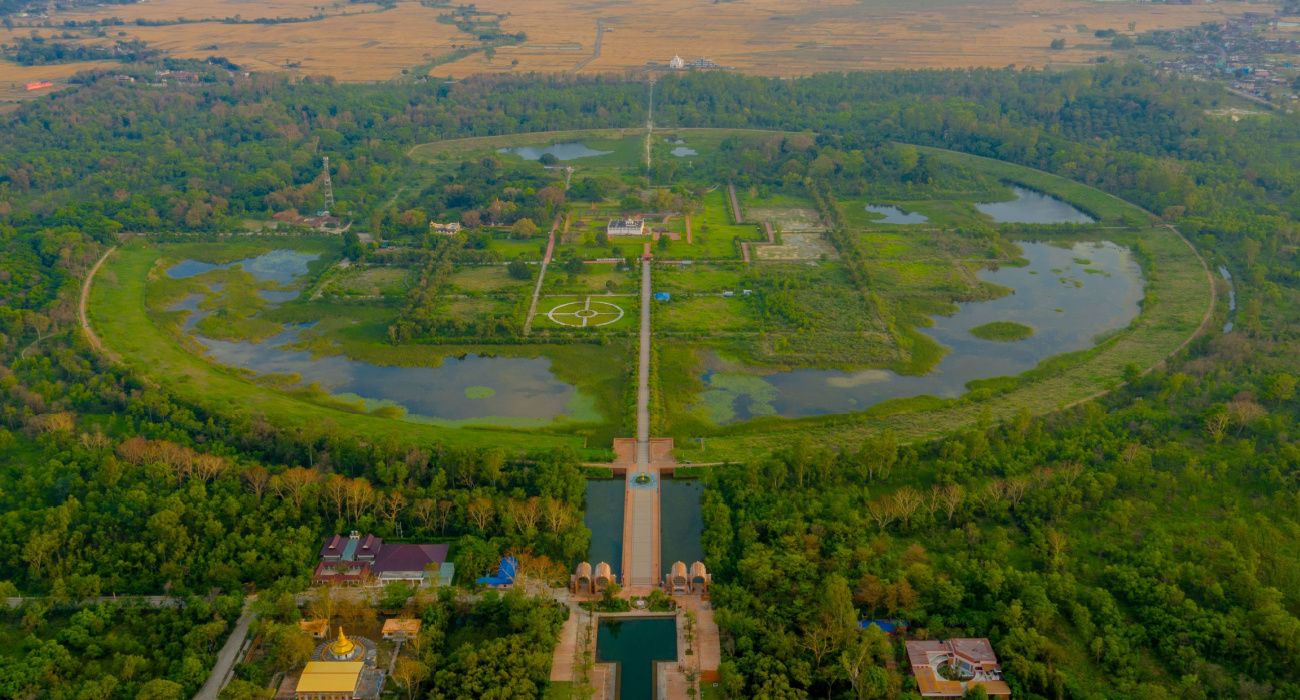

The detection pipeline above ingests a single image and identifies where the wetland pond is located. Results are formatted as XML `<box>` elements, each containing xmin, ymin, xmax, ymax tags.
<box><xmin>597</xmin><ymin>617</ymin><xmax>677</xmax><ymax>700</ymax></box>
<box><xmin>865</xmin><ymin>204</ymin><xmax>928</xmax><ymax>225</ymax></box>
<box><xmin>167</xmin><ymin>251</ymin><xmax>591</xmax><ymax>426</ymax></box>
<box><xmin>699</xmin><ymin>240</ymin><xmax>1144</xmax><ymax>422</ymax></box>
<box><xmin>497</xmin><ymin>142</ymin><xmax>612</xmax><ymax>161</ymax></box>
<box><xmin>975</xmin><ymin>186</ymin><xmax>1095</xmax><ymax>224</ymax></box>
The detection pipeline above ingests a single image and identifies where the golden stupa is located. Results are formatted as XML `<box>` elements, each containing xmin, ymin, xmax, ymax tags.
<box><xmin>328</xmin><ymin>626</ymin><xmax>356</xmax><ymax>658</ymax></box>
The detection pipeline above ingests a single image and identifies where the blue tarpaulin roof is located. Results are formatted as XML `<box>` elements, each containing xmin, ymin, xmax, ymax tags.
<box><xmin>475</xmin><ymin>556</ymin><xmax>518</xmax><ymax>587</ymax></box>
<box><xmin>654</xmin><ymin>292</ymin><xmax>671</xmax><ymax>301</ymax></box>
<box><xmin>860</xmin><ymin>619</ymin><xmax>907</xmax><ymax>634</ymax></box>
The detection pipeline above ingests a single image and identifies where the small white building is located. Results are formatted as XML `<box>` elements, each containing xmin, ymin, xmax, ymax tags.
<box><xmin>430</xmin><ymin>221</ymin><xmax>462</xmax><ymax>235</ymax></box>
<box><xmin>669</xmin><ymin>55</ymin><xmax>685</xmax><ymax>70</ymax></box>
<box><xmin>607</xmin><ymin>218</ymin><xmax>646</xmax><ymax>236</ymax></box>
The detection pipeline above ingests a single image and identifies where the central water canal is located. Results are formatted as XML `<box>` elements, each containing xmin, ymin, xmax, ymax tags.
<box><xmin>597</xmin><ymin>617</ymin><xmax>677</xmax><ymax>700</ymax></box>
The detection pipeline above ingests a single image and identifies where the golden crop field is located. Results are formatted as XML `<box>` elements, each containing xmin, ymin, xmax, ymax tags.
<box><xmin>0</xmin><ymin>0</ymin><xmax>1266</xmax><ymax>90</ymax></box>
<box><xmin>437</xmin><ymin>0</ymin><xmax>1260</xmax><ymax>77</ymax></box>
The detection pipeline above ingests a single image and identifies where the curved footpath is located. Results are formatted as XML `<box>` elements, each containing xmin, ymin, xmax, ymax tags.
<box><xmin>79</xmin><ymin>245</ymin><xmax>117</xmax><ymax>359</ymax></box>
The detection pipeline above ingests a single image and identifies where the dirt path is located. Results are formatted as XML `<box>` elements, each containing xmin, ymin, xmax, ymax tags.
<box><xmin>727</xmin><ymin>182</ymin><xmax>744</xmax><ymax>223</ymax></box>
<box><xmin>684</xmin><ymin>214</ymin><xmax>693</xmax><ymax>244</ymax></box>
<box><xmin>571</xmin><ymin>18</ymin><xmax>606</xmax><ymax>72</ymax></box>
<box><xmin>644</xmin><ymin>78</ymin><xmax>654</xmax><ymax>171</ymax></box>
<box><xmin>79</xmin><ymin>246</ymin><xmax>118</xmax><ymax>361</ymax></box>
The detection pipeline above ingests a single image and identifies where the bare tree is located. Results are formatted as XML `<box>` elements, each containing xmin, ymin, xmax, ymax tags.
<box><xmin>1004</xmin><ymin>478</ymin><xmax>1029</xmax><ymax>510</ymax></box>
<box><xmin>274</xmin><ymin>467</ymin><xmax>318</xmax><ymax>509</ymax></box>
<box><xmin>325</xmin><ymin>474</ymin><xmax>348</xmax><ymax>520</ymax></box>
<box><xmin>243</xmin><ymin>465</ymin><xmax>269</xmax><ymax>500</ymax></box>
<box><xmin>939</xmin><ymin>484</ymin><xmax>964</xmax><ymax>523</ymax></box>
<box><xmin>436</xmin><ymin>500</ymin><xmax>454</xmax><ymax>533</ymax></box>
<box><xmin>412</xmin><ymin>498</ymin><xmax>435</xmax><ymax>532</ymax></box>
<box><xmin>890</xmin><ymin>487</ymin><xmax>924</xmax><ymax>529</ymax></box>
<box><xmin>344</xmin><ymin>478</ymin><xmax>374</xmax><ymax>522</ymax></box>
<box><xmin>541</xmin><ymin>497</ymin><xmax>569</xmax><ymax>533</ymax></box>
<box><xmin>192</xmin><ymin>454</ymin><xmax>226</xmax><ymax>484</ymax></box>
<box><xmin>866</xmin><ymin>499</ymin><xmax>897</xmax><ymax>532</ymax></box>
<box><xmin>467</xmin><ymin>497</ymin><xmax>494</xmax><ymax>532</ymax></box>
<box><xmin>379</xmin><ymin>492</ymin><xmax>406</xmax><ymax>528</ymax></box>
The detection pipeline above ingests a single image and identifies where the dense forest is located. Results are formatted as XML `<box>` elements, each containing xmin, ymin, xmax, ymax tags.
<box><xmin>0</xmin><ymin>598</ymin><xmax>242</xmax><ymax>698</ymax></box>
<box><xmin>0</xmin><ymin>62</ymin><xmax>1299</xmax><ymax>697</ymax></box>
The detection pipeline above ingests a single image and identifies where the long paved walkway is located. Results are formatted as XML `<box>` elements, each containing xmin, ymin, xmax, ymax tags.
<box><xmin>622</xmin><ymin>258</ymin><xmax>657</xmax><ymax>589</ymax></box>
<box><xmin>635</xmin><ymin>258</ymin><xmax>651</xmax><ymax>462</ymax></box>
<box><xmin>522</xmin><ymin>223</ymin><xmax>558</xmax><ymax>335</ymax></box>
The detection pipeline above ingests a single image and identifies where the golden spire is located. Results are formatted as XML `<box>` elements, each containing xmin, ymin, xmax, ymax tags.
<box><xmin>329</xmin><ymin>626</ymin><xmax>356</xmax><ymax>657</ymax></box>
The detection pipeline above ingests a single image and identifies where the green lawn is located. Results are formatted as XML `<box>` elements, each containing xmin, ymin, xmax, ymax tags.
<box><xmin>544</xmin><ymin>265</ymin><xmax>639</xmax><ymax>295</ymax></box>
<box><xmin>533</xmin><ymin>294</ymin><xmax>639</xmax><ymax>332</ymax></box>
<box><xmin>658</xmin><ymin>295</ymin><xmax>755</xmax><ymax>334</ymax></box>
<box><xmin>691</xmin><ymin>189</ymin><xmax>765</xmax><ymax>259</ymax></box>
<box><xmin>449</xmin><ymin>265</ymin><xmax>532</xmax><ymax>294</ymax></box>
<box><xmin>487</xmin><ymin>236</ymin><xmax>549</xmax><ymax>261</ymax></box>
<box><xmin>410</xmin><ymin>128</ymin><xmax>646</xmax><ymax>173</ymax></box>
<box><xmin>317</xmin><ymin>264</ymin><xmax>413</xmax><ymax>299</ymax></box>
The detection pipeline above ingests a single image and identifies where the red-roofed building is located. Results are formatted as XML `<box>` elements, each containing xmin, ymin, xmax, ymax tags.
<box><xmin>906</xmin><ymin>638</ymin><xmax>1010</xmax><ymax>698</ymax></box>
<box><xmin>314</xmin><ymin>531</ymin><xmax>449</xmax><ymax>586</ymax></box>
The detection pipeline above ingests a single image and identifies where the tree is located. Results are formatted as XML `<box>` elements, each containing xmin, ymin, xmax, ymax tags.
<box><xmin>343</xmin><ymin>230</ymin><xmax>364</xmax><ymax>260</ymax></box>
<box><xmin>467</xmin><ymin>497</ymin><xmax>494</xmax><ymax>532</ymax></box>
<box><xmin>1050</xmin><ymin>38</ymin><xmax>1066</xmax><ymax>50</ymax></box>
<box><xmin>391</xmin><ymin>658</ymin><xmax>431</xmax><ymax>700</ymax></box>
<box><xmin>380</xmin><ymin>581</ymin><xmax>416</xmax><ymax>610</ymax></box>
<box><xmin>511</xmin><ymin>218</ymin><xmax>539</xmax><ymax>238</ymax></box>
<box><xmin>265</xmin><ymin>623</ymin><xmax>314</xmax><ymax>672</ymax></box>
<box><xmin>397</xmin><ymin>208</ymin><xmax>427</xmax><ymax>235</ymax></box>
<box><xmin>506</xmin><ymin>259</ymin><xmax>531</xmax><ymax>280</ymax></box>
<box><xmin>135</xmin><ymin>679</ymin><xmax>185</xmax><ymax>700</ymax></box>
<box><xmin>537</xmin><ymin>186</ymin><xmax>565</xmax><ymax>209</ymax></box>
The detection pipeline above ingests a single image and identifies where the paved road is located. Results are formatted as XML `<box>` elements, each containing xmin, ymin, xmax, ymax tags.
<box><xmin>194</xmin><ymin>604</ymin><xmax>257</xmax><ymax>700</ymax></box>
<box><xmin>636</xmin><ymin>258</ymin><xmax>651</xmax><ymax>466</ymax></box>
<box><xmin>621</xmin><ymin>258</ymin><xmax>657</xmax><ymax>589</ymax></box>
<box><xmin>522</xmin><ymin>223</ymin><xmax>558</xmax><ymax>335</ymax></box>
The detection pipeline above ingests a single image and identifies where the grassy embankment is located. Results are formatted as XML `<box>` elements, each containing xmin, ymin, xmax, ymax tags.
<box><xmin>90</xmin><ymin>240</ymin><xmax>587</xmax><ymax>452</ymax></box>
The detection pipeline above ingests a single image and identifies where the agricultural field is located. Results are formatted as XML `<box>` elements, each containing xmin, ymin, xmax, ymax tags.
<box><xmin>1</xmin><ymin>0</ymin><xmax>1258</xmax><ymax>104</ymax></box>
<box><xmin>424</xmin><ymin>0</ymin><xmax>1259</xmax><ymax>77</ymax></box>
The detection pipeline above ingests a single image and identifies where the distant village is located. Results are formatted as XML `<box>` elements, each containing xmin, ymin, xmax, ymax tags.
<box><xmin>1138</xmin><ymin>9</ymin><xmax>1300</xmax><ymax>108</ymax></box>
